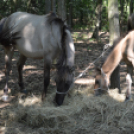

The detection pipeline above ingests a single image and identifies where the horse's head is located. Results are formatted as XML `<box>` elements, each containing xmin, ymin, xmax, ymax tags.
<box><xmin>52</xmin><ymin>20</ymin><xmax>75</xmax><ymax>105</ymax></box>
<box><xmin>55</xmin><ymin>66</ymin><xmax>74</xmax><ymax>106</ymax></box>
<box><xmin>94</xmin><ymin>68</ymin><xmax>109</xmax><ymax>95</ymax></box>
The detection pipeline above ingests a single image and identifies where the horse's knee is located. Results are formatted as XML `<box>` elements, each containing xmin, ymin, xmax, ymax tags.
<box><xmin>5</xmin><ymin>66</ymin><xmax>11</xmax><ymax>76</ymax></box>
<box><xmin>17</xmin><ymin>55</ymin><xmax>27</xmax><ymax>70</ymax></box>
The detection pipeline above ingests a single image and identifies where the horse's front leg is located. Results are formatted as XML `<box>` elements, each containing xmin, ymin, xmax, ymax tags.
<box><xmin>17</xmin><ymin>54</ymin><xmax>27</xmax><ymax>93</ymax></box>
<box><xmin>42</xmin><ymin>59</ymin><xmax>51</xmax><ymax>100</ymax></box>
<box><xmin>125</xmin><ymin>65</ymin><xmax>133</xmax><ymax>101</ymax></box>
<box><xmin>2</xmin><ymin>46</ymin><xmax>14</xmax><ymax>102</ymax></box>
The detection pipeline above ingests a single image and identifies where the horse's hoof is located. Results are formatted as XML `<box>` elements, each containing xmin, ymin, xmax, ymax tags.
<box><xmin>94</xmin><ymin>90</ymin><xmax>102</xmax><ymax>96</ymax></box>
<box><xmin>124</xmin><ymin>96</ymin><xmax>132</xmax><ymax>102</ymax></box>
<box><xmin>1</xmin><ymin>95</ymin><xmax>14</xmax><ymax>102</ymax></box>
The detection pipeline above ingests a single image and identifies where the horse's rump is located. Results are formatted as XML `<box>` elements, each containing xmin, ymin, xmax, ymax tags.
<box><xmin>0</xmin><ymin>16</ymin><xmax>21</xmax><ymax>46</ymax></box>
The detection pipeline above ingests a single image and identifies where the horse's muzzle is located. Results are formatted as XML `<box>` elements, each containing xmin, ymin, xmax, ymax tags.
<box><xmin>54</xmin><ymin>93</ymin><xmax>65</xmax><ymax>106</ymax></box>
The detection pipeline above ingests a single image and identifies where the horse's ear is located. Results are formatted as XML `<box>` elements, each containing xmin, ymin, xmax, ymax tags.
<box><xmin>95</xmin><ymin>67</ymin><xmax>101</xmax><ymax>75</ymax></box>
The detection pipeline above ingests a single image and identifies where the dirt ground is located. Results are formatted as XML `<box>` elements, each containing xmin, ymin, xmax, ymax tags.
<box><xmin>0</xmin><ymin>31</ymin><xmax>134</xmax><ymax>134</ymax></box>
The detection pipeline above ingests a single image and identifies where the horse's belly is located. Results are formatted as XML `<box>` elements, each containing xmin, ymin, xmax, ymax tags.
<box><xmin>16</xmin><ymin>41</ymin><xmax>44</xmax><ymax>59</ymax></box>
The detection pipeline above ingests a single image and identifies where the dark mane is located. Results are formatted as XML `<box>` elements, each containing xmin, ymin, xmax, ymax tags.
<box><xmin>49</xmin><ymin>14</ymin><xmax>70</xmax><ymax>72</ymax></box>
<box><xmin>56</xmin><ymin>25</ymin><xmax>73</xmax><ymax>80</ymax></box>
<box><xmin>51</xmin><ymin>20</ymin><xmax>74</xmax><ymax>81</ymax></box>
<box><xmin>47</xmin><ymin>12</ymin><xmax>57</xmax><ymax>23</ymax></box>
<box><xmin>0</xmin><ymin>17</ymin><xmax>21</xmax><ymax>46</ymax></box>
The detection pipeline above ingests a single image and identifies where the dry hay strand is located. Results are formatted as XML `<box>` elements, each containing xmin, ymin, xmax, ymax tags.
<box><xmin>1</xmin><ymin>84</ymin><xmax>134</xmax><ymax>134</ymax></box>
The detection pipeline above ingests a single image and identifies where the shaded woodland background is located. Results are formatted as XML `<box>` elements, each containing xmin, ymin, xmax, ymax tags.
<box><xmin>0</xmin><ymin>0</ymin><xmax>133</xmax><ymax>32</ymax></box>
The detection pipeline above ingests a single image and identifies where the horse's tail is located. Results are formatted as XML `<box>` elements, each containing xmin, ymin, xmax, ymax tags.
<box><xmin>0</xmin><ymin>17</ymin><xmax>20</xmax><ymax>46</ymax></box>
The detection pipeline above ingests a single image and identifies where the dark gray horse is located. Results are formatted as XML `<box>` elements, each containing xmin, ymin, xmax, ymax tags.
<box><xmin>0</xmin><ymin>12</ymin><xmax>75</xmax><ymax>106</ymax></box>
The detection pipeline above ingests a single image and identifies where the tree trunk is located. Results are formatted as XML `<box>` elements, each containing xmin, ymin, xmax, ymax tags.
<box><xmin>51</xmin><ymin>0</ymin><xmax>56</xmax><ymax>13</ymax></box>
<box><xmin>108</xmin><ymin>0</ymin><xmax>120</xmax><ymax>91</ymax></box>
<box><xmin>45</xmin><ymin>0</ymin><xmax>51</xmax><ymax>14</ymax></box>
<box><xmin>57</xmin><ymin>0</ymin><xmax>66</xmax><ymax>21</ymax></box>
<box><xmin>80</xmin><ymin>9</ymin><xmax>83</xmax><ymax>25</ymax></box>
<box><xmin>92</xmin><ymin>0</ymin><xmax>102</xmax><ymax>39</ymax></box>
<box><xmin>130</xmin><ymin>0</ymin><xmax>133</xmax><ymax>15</ymax></box>
<box><xmin>120</xmin><ymin>0</ymin><xmax>124</xmax><ymax>29</ymax></box>
<box><xmin>68</xmin><ymin>0</ymin><xmax>73</xmax><ymax>28</ymax></box>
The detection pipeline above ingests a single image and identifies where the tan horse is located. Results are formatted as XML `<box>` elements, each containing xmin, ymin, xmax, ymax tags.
<box><xmin>94</xmin><ymin>31</ymin><xmax>134</xmax><ymax>101</ymax></box>
<box><xmin>0</xmin><ymin>12</ymin><xmax>75</xmax><ymax>106</ymax></box>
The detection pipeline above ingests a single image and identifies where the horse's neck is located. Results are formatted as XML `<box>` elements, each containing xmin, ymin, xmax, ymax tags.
<box><xmin>64</xmin><ymin>29</ymin><xmax>75</xmax><ymax>67</ymax></box>
<box><xmin>102</xmin><ymin>44</ymin><xmax>122</xmax><ymax>78</ymax></box>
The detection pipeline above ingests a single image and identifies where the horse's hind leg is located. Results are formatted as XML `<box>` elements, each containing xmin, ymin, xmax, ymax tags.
<box><xmin>17</xmin><ymin>54</ymin><xmax>27</xmax><ymax>93</ymax></box>
<box><xmin>42</xmin><ymin>59</ymin><xmax>51</xmax><ymax>100</ymax></box>
<box><xmin>2</xmin><ymin>46</ymin><xmax>14</xmax><ymax>102</ymax></box>
<box><xmin>125</xmin><ymin>65</ymin><xmax>133</xmax><ymax>101</ymax></box>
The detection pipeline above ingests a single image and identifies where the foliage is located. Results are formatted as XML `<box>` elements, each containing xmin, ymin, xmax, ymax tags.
<box><xmin>0</xmin><ymin>0</ymin><xmax>45</xmax><ymax>18</ymax></box>
<box><xmin>0</xmin><ymin>0</ymin><xmax>132</xmax><ymax>31</ymax></box>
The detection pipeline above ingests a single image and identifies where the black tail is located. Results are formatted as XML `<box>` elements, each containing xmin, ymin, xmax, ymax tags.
<box><xmin>0</xmin><ymin>17</ymin><xmax>20</xmax><ymax>46</ymax></box>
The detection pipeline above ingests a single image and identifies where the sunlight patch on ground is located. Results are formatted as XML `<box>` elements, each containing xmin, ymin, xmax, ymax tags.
<box><xmin>24</xmin><ymin>65</ymin><xmax>37</xmax><ymax>70</ymax></box>
<box><xmin>18</xmin><ymin>94</ymin><xmax>42</xmax><ymax>106</ymax></box>
<box><xmin>108</xmin><ymin>88</ymin><xmax>126</xmax><ymax>102</ymax></box>
<box><xmin>75</xmin><ymin>78</ymin><xmax>94</xmax><ymax>85</ymax></box>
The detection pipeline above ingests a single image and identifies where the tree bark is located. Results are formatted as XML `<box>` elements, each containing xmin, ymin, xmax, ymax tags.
<box><xmin>68</xmin><ymin>0</ymin><xmax>73</xmax><ymax>27</ymax></box>
<box><xmin>108</xmin><ymin>0</ymin><xmax>120</xmax><ymax>91</ymax></box>
<box><xmin>120</xmin><ymin>0</ymin><xmax>124</xmax><ymax>29</ymax></box>
<box><xmin>57</xmin><ymin>0</ymin><xmax>66</xmax><ymax>21</ymax></box>
<box><xmin>45</xmin><ymin>0</ymin><xmax>51</xmax><ymax>14</ymax></box>
<box><xmin>130</xmin><ymin>0</ymin><xmax>133</xmax><ymax>15</ymax></box>
<box><xmin>51</xmin><ymin>0</ymin><xmax>56</xmax><ymax>13</ymax></box>
<box><xmin>92</xmin><ymin>0</ymin><xmax>102</xmax><ymax>39</ymax></box>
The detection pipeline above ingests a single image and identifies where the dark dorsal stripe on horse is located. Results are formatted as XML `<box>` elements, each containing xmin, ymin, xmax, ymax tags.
<box><xmin>0</xmin><ymin>17</ymin><xmax>7</xmax><ymax>40</ymax></box>
<box><xmin>0</xmin><ymin>17</ymin><xmax>21</xmax><ymax>46</ymax></box>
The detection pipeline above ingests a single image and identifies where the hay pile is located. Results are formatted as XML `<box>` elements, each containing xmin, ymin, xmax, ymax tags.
<box><xmin>1</xmin><ymin>83</ymin><xmax>134</xmax><ymax>134</ymax></box>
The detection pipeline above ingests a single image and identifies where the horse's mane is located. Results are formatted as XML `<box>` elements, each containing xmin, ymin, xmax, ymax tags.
<box><xmin>49</xmin><ymin>15</ymin><xmax>74</xmax><ymax>81</ymax></box>
<box><xmin>47</xmin><ymin>12</ymin><xmax>71</xmax><ymax>71</ymax></box>
<box><xmin>56</xmin><ymin>23</ymin><xmax>73</xmax><ymax>79</ymax></box>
